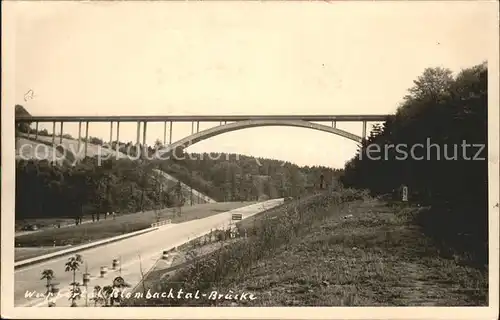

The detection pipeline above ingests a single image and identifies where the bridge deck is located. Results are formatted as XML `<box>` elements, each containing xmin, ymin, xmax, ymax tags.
<box><xmin>15</xmin><ymin>114</ymin><xmax>389</xmax><ymax>123</ymax></box>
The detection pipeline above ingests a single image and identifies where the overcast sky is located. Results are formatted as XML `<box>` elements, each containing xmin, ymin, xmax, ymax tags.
<box><xmin>13</xmin><ymin>1</ymin><xmax>496</xmax><ymax>168</ymax></box>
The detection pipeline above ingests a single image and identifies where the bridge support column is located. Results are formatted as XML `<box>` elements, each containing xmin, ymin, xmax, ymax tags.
<box><xmin>136</xmin><ymin>121</ymin><xmax>141</xmax><ymax>146</ymax></box>
<box><xmin>52</xmin><ymin>122</ymin><xmax>56</xmax><ymax>145</ymax></box>
<box><xmin>332</xmin><ymin>121</ymin><xmax>336</xmax><ymax>128</ymax></box>
<box><xmin>191</xmin><ymin>122</ymin><xmax>194</xmax><ymax>134</ymax></box>
<box><xmin>59</xmin><ymin>122</ymin><xmax>64</xmax><ymax>144</ymax></box>
<box><xmin>196</xmin><ymin>121</ymin><xmax>199</xmax><ymax>133</ymax></box>
<box><xmin>27</xmin><ymin>123</ymin><xmax>31</xmax><ymax>139</ymax></box>
<box><xmin>77</xmin><ymin>122</ymin><xmax>82</xmax><ymax>152</ymax></box>
<box><xmin>163</xmin><ymin>121</ymin><xmax>167</xmax><ymax>145</ymax></box>
<box><xmin>34</xmin><ymin>122</ymin><xmax>39</xmax><ymax>140</ymax></box>
<box><xmin>109</xmin><ymin>121</ymin><xmax>113</xmax><ymax>145</ymax></box>
<box><xmin>116</xmin><ymin>122</ymin><xmax>120</xmax><ymax>150</ymax></box>
<box><xmin>169</xmin><ymin>121</ymin><xmax>173</xmax><ymax>145</ymax></box>
<box><xmin>142</xmin><ymin>121</ymin><xmax>147</xmax><ymax>151</ymax></box>
<box><xmin>84</xmin><ymin>121</ymin><xmax>89</xmax><ymax>158</ymax></box>
<box><xmin>362</xmin><ymin>121</ymin><xmax>367</xmax><ymax>140</ymax></box>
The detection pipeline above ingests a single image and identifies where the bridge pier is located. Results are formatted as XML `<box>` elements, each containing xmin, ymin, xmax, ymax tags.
<box><xmin>51</xmin><ymin>122</ymin><xmax>56</xmax><ymax>145</ymax></box>
<box><xmin>59</xmin><ymin>122</ymin><xmax>63</xmax><ymax>144</ymax></box>
<box><xmin>196</xmin><ymin>121</ymin><xmax>199</xmax><ymax>133</ymax></box>
<box><xmin>116</xmin><ymin>121</ymin><xmax>120</xmax><ymax>150</ymax></box>
<box><xmin>84</xmin><ymin>121</ymin><xmax>89</xmax><ymax>158</ymax></box>
<box><xmin>142</xmin><ymin>121</ymin><xmax>147</xmax><ymax>145</ymax></box>
<box><xmin>136</xmin><ymin>121</ymin><xmax>141</xmax><ymax>146</ymax></box>
<box><xmin>109</xmin><ymin>121</ymin><xmax>114</xmax><ymax>145</ymax></box>
<box><xmin>77</xmin><ymin>122</ymin><xmax>82</xmax><ymax>152</ymax></box>
<box><xmin>142</xmin><ymin>121</ymin><xmax>147</xmax><ymax>158</ymax></box>
<box><xmin>169</xmin><ymin>121</ymin><xmax>173</xmax><ymax>145</ymax></box>
<box><xmin>34</xmin><ymin>122</ymin><xmax>38</xmax><ymax>140</ymax></box>
<box><xmin>362</xmin><ymin>121</ymin><xmax>367</xmax><ymax>140</ymax></box>
<box><xmin>163</xmin><ymin>121</ymin><xmax>167</xmax><ymax>145</ymax></box>
<box><xmin>191</xmin><ymin>122</ymin><xmax>194</xmax><ymax>134</ymax></box>
<box><xmin>332</xmin><ymin>121</ymin><xmax>336</xmax><ymax>128</ymax></box>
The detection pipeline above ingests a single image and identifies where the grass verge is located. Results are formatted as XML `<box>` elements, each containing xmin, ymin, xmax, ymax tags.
<box><xmin>14</xmin><ymin>247</ymin><xmax>69</xmax><ymax>262</ymax></box>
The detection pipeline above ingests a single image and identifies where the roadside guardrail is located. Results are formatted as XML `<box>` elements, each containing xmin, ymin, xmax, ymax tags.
<box><xmin>151</xmin><ymin>219</ymin><xmax>172</xmax><ymax>228</ymax></box>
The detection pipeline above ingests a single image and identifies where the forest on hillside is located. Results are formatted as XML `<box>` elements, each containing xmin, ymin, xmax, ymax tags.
<box><xmin>341</xmin><ymin>62</ymin><xmax>489</xmax><ymax>264</ymax></box>
<box><xmin>158</xmin><ymin>154</ymin><xmax>339</xmax><ymax>201</ymax></box>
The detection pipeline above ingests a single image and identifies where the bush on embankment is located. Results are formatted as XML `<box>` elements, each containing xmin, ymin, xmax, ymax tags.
<box><xmin>125</xmin><ymin>188</ymin><xmax>370</xmax><ymax>306</ymax></box>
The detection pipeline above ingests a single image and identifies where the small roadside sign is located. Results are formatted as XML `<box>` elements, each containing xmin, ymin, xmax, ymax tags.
<box><xmin>402</xmin><ymin>186</ymin><xmax>408</xmax><ymax>202</ymax></box>
<box><xmin>232</xmin><ymin>213</ymin><xmax>242</xmax><ymax>221</ymax></box>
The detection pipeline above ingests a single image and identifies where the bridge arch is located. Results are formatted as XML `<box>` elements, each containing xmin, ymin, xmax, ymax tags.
<box><xmin>158</xmin><ymin>119</ymin><xmax>362</xmax><ymax>156</ymax></box>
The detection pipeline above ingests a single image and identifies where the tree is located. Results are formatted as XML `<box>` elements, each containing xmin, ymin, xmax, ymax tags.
<box><xmin>65</xmin><ymin>254</ymin><xmax>83</xmax><ymax>307</ymax></box>
<box><xmin>154</xmin><ymin>138</ymin><xmax>163</xmax><ymax>150</ymax></box>
<box><xmin>101</xmin><ymin>285</ymin><xmax>114</xmax><ymax>307</ymax></box>
<box><xmin>230</xmin><ymin>167</ymin><xmax>237</xmax><ymax>201</ymax></box>
<box><xmin>15</xmin><ymin>104</ymin><xmax>32</xmax><ymax>134</ymax></box>
<box><xmin>153</xmin><ymin>167</ymin><xmax>163</xmax><ymax>222</ymax></box>
<box><xmin>41</xmin><ymin>269</ymin><xmax>58</xmax><ymax>307</ymax></box>
<box><xmin>174</xmin><ymin>181</ymin><xmax>184</xmax><ymax>216</ymax></box>
<box><xmin>91</xmin><ymin>285</ymin><xmax>105</xmax><ymax>307</ymax></box>
<box><xmin>405</xmin><ymin>67</ymin><xmax>453</xmax><ymax>102</ymax></box>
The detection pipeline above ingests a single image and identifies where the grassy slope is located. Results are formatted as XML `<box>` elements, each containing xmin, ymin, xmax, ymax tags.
<box><xmin>127</xmin><ymin>192</ymin><xmax>487</xmax><ymax>306</ymax></box>
<box><xmin>14</xmin><ymin>247</ymin><xmax>70</xmax><ymax>261</ymax></box>
<box><xmin>226</xmin><ymin>200</ymin><xmax>487</xmax><ymax>306</ymax></box>
<box><xmin>21</xmin><ymin>134</ymin><xmax>126</xmax><ymax>160</ymax></box>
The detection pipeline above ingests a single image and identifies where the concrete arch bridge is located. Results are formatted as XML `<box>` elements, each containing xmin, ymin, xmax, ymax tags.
<box><xmin>15</xmin><ymin>114</ymin><xmax>389</xmax><ymax>158</ymax></box>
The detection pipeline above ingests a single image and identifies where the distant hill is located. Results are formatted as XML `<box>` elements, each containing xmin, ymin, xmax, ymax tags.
<box><xmin>15</xmin><ymin>104</ymin><xmax>31</xmax><ymax>117</ymax></box>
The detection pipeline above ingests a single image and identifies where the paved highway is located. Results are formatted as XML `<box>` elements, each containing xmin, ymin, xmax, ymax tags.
<box><xmin>15</xmin><ymin>199</ymin><xmax>283</xmax><ymax>307</ymax></box>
